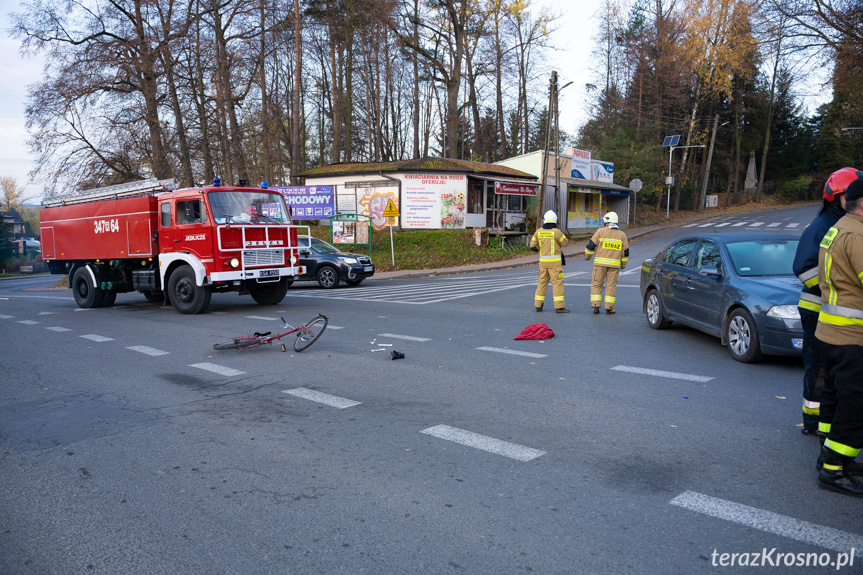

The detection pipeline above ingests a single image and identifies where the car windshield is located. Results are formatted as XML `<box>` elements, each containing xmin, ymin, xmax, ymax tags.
<box><xmin>208</xmin><ymin>190</ymin><xmax>291</xmax><ymax>224</ymax></box>
<box><xmin>725</xmin><ymin>239</ymin><xmax>799</xmax><ymax>277</ymax></box>
<box><xmin>309</xmin><ymin>237</ymin><xmax>341</xmax><ymax>254</ymax></box>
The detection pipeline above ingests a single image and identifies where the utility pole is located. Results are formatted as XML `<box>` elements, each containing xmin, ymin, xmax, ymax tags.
<box><xmin>700</xmin><ymin>115</ymin><xmax>720</xmax><ymax>211</ymax></box>
<box><xmin>539</xmin><ymin>72</ymin><xmax>555</xmax><ymax>225</ymax></box>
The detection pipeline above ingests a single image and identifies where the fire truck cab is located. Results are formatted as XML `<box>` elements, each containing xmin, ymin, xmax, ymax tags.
<box><xmin>40</xmin><ymin>178</ymin><xmax>307</xmax><ymax>314</ymax></box>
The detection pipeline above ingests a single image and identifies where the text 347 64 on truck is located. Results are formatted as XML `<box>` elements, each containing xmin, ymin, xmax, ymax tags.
<box><xmin>39</xmin><ymin>178</ymin><xmax>308</xmax><ymax>314</ymax></box>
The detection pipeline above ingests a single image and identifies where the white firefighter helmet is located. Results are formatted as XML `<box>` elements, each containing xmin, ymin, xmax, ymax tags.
<box><xmin>603</xmin><ymin>211</ymin><xmax>619</xmax><ymax>224</ymax></box>
<box><xmin>543</xmin><ymin>210</ymin><xmax>558</xmax><ymax>224</ymax></box>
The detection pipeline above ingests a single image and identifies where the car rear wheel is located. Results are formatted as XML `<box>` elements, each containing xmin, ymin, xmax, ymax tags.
<box><xmin>316</xmin><ymin>266</ymin><xmax>339</xmax><ymax>289</ymax></box>
<box><xmin>645</xmin><ymin>289</ymin><xmax>672</xmax><ymax>329</ymax></box>
<box><xmin>726</xmin><ymin>308</ymin><xmax>763</xmax><ymax>363</ymax></box>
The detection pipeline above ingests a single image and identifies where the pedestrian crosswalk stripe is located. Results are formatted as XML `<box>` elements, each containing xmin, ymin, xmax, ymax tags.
<box><xmin>611</xmin><ymin>365</ymin><xmax>713</xmax><ymax>382</ymax></box>
<box><xmin>378</xmin><ymin>333</ymin><xmax>431</xmax><ymax>341</ymax></box>
<box><xmin>748</xmin><ymin>222</ymin><xmax>764</xmax><ymax>227</ymax></box>
<box><xmin>46</xmin><ymin>326</ymin><xmax>72</xmax><ymax>332</ymax></box>
<box><xmin>127</xmin><ymin>345</ymin><xmax>170</xmax><ymax>356</ymax></box>
<box><xmin>283</xmin><ymin>387</ymin><xmax>361</xmax><ymax>409</ymax></box>
<box><xmin>476</xmin><ymin>346</ymin><xmax>547</xmax><ymax>358</ymax></box>
<box><xmin>670</xmin><ymin>491</ymin><xmax>863</xmax><ymax>558</ymax></box>
<box><xmin>732</xmin><ymin>222</ymin><xmax>747</xmax><ymax>226</ymax></box>
<box><xmin>190</xmin><ymin>363</ymin><xmax>245</xmax><ymax>377</ymax></box>
<box><xmin>421</xmin><ymin>424</ymin><xmax>545</xmax><ymax>461</ymax></box>
<box><xmin>767</xmin><ymin>222</ymin><xmax>781</xmax><ymax>227</ymax></box>
<box><xmin>17</xmin><ymin>320</ymin><xmax>39</xmax><ymax>325</ymax></box>
<box><xmin>80</xmin><ymin>334</ymin><xmax>114</xmax><ymax>342</ymax></box>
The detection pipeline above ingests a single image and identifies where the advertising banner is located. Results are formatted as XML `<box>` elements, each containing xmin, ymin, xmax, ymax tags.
<box><xmin>358</xmin><ymin>188</ymin><xmax>399</xmax><ymax>230</ymax></box>
<box><xmin>570</xmin><ymin>148</ymin><xmax>592</xmax><ymax>179</ymax></box>
<box><xmin>274</xmin><ymin>186</ymin><xmax>335</xmax><ymax>220</ymax></box>
<box><xmin>494</xmin><ymin>181</ymin><xmax>539</xmax><ymax>196</ymax></box>
<box><xmin>591</xmin><ymin>161</ymin><xmax>614</xmax><ymax>183</ymax></box>
<box><xmin>401</xmin><ymin>174</ymin><xmax>467</xmax><ymax>229</ymax></box>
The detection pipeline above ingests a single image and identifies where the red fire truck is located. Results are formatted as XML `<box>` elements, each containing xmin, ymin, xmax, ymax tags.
<box><xmin>40</xmin><ymin>178</ymin><xmax>307</xmax><ymax>314</ymax></box>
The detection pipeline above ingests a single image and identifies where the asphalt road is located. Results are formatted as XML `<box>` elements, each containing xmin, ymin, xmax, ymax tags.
<box><xmin>2</xmin><ymin>204</ymin><xmax>861</xmax><ymax>574</ymax></box>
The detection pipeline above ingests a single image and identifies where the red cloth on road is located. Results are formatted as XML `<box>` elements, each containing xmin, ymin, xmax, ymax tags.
<box><xmin>514</xmin><ymin>323</ymin><xmax>555</xmax><ymax>340</ymax></box>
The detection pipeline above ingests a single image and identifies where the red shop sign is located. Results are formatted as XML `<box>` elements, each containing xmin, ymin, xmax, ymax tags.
<box><xmin>494</xmin><ymin>181</ymin><xmax>539</xmax><ymax>196</ymax></box>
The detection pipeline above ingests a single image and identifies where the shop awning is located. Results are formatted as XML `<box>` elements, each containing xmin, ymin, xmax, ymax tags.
<box><xmin>559</xmin><ymin>176</ymin><xmax>632</xmax><ymax>194</ymax></box>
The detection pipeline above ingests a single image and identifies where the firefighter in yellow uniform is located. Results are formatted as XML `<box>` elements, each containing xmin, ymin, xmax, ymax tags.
<box><xmin>585</xmin><ymin>212</ymin><xmax>629</xmax><ymax>314</ymax></box>
<box><xmin>530</xmin><ymin>210</ymin><xmax>570</xmax><ymax>313</ymax></box>
<box><xmin>814</xmin><ymin>175</ymin><xmax>863</xmax><ymax>497</ymax></box>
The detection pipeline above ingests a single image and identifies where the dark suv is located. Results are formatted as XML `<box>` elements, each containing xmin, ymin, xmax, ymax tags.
<box><xmin>297</xmin><ymin>236</ymin><xmax>375</xmax><ymax>288</ymax></box>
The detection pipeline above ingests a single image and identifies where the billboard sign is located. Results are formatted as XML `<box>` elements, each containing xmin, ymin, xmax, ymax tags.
<box><xmin>570</xmin><ymin>148</ymin><xmax>592</xmax><ymax>179</ymax></box>
<box><xmin>274</xmin><ymin>185</ymin><xmax>335</xmax><ymax>220</ymax></box>
<box><xmin>592</xmin><ymin>160</ymin><xmax>614</xmax><ymax>184</ymax></box>
<box><xmin>494</xmin><ymin>181</ymin><xmax>539</xmax><ymax>196</ymax></box>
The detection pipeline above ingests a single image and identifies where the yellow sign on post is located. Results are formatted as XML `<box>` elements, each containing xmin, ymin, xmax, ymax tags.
<box><xmin>383</xmin><ymin>199</ymin><xmax>400</xmax><ymax>218</ymax></box>
<box><xmin>382</xmin><ymin>199</ymin><xmax>399</xmax><ymax>266</ymax></box>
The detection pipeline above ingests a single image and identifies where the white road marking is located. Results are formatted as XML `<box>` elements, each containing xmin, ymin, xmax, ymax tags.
<box><xmin>421</xmin><ymin>424</ymin><xmax>546</xmax><ymax>462</ymax></box>
<box><xmin>38</xmin><ymin>311</ymin><xmax>57</xmax><ymax>315</ymax></box>
<box><xmin>0</xmin><ymin>314</ymin><xmax>12</xmax><ymax>319</ymax></box>
<box><xmin>682</xmin><ymin>223</ymin><xmax>700</xmax><ymax>228</ymax></box>
<box><xmin>619</xmin><ymin>269</ymin><xmax>641</xmax><ymax>276</ymax></box>
<box><xmin>74</xmin><ymin>309</ymin><xmax>94</xmax><ymax>312</ymax></box>
<box><xmin>564</xmin><ymin>283</ymin><xmax>640</xmax><ymax>287</ymax></box>
<box><xmin>670</xmin><ymin>491</ymin><xmax>863</xmax><ymax>558</ymax></box>
<box><xmin>476</xmin><ymin>346</ymin><xmax>547</xmax><ymax>358</ymax></box>
<box><xmin>748</xmin><ymin>221</ymin><xmax>765</xmax><ymax>227</ymax></box>
<box><xmin>611</xmin><ymin>365</ymin><xmax>714</xmax><ymax>382</ymax></box>
<box><xmin>45</xmin><ymin>326</ymin><xmax>72</xmax><ymax>332</ymax></box>
<box><xmin>732</xmin><ymin>222</ymin><xmax>747</xmax><ymax>227</ymax></box>
<box><xmin>697</xmin><ymin>223</ymin><xmax>715</xmax><ymax>228</ymax></box>
<box><xmin>127</xmin><ymin>345</ymin><xmax>170</xmax><ymax>356</ymax></box>
<box><xmin>326</xmin><ymin>325</ymin><xmax>345</xmax><ymax>329</ymax></box>
<box><xmin>190</xmin><ymin>363</ymin><xmax>246</xmax><ymax>377</ymax></box>
<box><xmin>767</xmin><ymin>222</ymin><xmax>781</xmax><ymax>227</ymax></box>
<box><xmin>786</xmin><ymin>222</ymin><xmax>800</xmax><ymax>228</ymax></box>
<box><xmin>378</xmin><ymin>333</ymin><xmax>431</xmax><ymax>341</ymax></box>
<box><xmin>245</xmin><ymin>315</ymin><xmax>280</xmax><ymax>321</ymax></box>
<box><xmin>80</xmin><ymin>334</ymin><xmax>114</xmax><ymax>342</ymax></box>
<box><xmin>17</xmin><ymin>320</ymin><xmax>39</xmax><ymax>325</ymax></box>
<box><xmin>714</xmin><ymin>222</ymin><xmax>730</xmax><ymax>227</ymax></box>
<box><xmin>282</xmin><ymin>387</ymin><xmax>361</xmax><ymax>409</ymax></box>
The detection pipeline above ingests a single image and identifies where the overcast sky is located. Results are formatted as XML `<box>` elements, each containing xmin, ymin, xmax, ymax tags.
<box><xmin>0</xmin><ymin>0</ymin><xmax>597</xmax><ymax>202</ymax></box>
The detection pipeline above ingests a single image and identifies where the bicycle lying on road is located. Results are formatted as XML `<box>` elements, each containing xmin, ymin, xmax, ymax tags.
<box><xmin>213</xmin><ymin>314</ymin><xmax>328</xmax><ymax>352</ymax></box>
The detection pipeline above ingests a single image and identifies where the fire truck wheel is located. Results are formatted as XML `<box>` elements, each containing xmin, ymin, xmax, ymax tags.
<box><xmin>248</xmin><ymin>278</ymin><xmax>290</xmax><ymax>305</ymax></box>
<box><xmin>71</xmin><ymin>267</ymin><xmax>106</xmax><ymax>309</ymax></box>
<box><xmin>167</xmin><ymin>265</ymin><xmax>211</xmax><ymax>314</ymax></box>
<box><xmin>101</xmin><ymin>290</ymin><xmax>117</xmax><ymax>307</ymax></box>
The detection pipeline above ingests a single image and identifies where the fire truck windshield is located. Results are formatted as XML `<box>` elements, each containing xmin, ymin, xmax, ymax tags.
<box><xmin>208</xmin><ymin>190</ymin><xmax>290</xmax><ymax>225</ymax></box>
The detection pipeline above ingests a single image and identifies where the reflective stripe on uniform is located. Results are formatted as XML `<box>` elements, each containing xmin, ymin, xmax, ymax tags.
<box><xmin>802</xmin><ymin>398</ymin><xmax>820</xmax><ymax>416</ymax></box>
<box><xmin>585</xmin><ymin>249</ymin><xmax>595</xmax><ymax>256</ymax></box>
<box><xmin>825</xmin><ymin>254</ymin><xmax>836</xmax><ymax>305</ymax></box>
<box><xmin>604</xmin><ymin>296</ymin><xmax>616</xmax><ymax>303</ymax></box>
<box><xmin>798</xmin><ymin>266</ymin><xmax>819</xmax><ymax>288</ymax></box>
<box><xmin>553</xmin><ymin>295</ymin><xmax>565</xmax><ymax>302</ymax></box>
<box><xmin>591</xmin><ymin>295</ymin><xmax>601</xmax><ymax>302</ymax></box>
<box><xmin>825</xmin><ymin>438</ymin><xmax>862</xmax><ymax>458</ymax></box>
<box><xmin>594</xmin><ymin>257</ymin><xmax>621</xmax><ymax>267</ymax></box>
<box><xmin>819</xmin><ymin>422</ymin><xmax>831</xmax><ymax>434</ymax></box>
<box><xmin>798</xmin><ymin>292</ymin><xmax>822</xmax><ymax>313</ymax></box>
<box><xmin>540</xmin><ymin>255</ymin><xmax>562</xmax><ymax>262</ymax></box>
<box><xmin>535</xmin><ymin>295</ymin><xmax>545</xmax><ymax>302</ymax></box>
<box><xmin>819</xmin><ymin>302</ymin><xmax>863</xmax><ymax>327</ymax></box>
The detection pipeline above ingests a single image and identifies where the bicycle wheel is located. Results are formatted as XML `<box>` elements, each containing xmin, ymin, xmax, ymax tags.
<box><xmin>213</xmin><ymin>337</ymin><xmax>264</xmax><ymax>351</ymax></box>
<box><xmin>293</xmin><ymin>315</ymin><xmax>328</xmax><ymax>352</ymax></box>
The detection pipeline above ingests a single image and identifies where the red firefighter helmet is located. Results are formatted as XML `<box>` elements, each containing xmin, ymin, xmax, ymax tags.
<box><xmin>824</xmin><ymin>167</ymin><xmax>863</xmax><ymax>201</ymax></box>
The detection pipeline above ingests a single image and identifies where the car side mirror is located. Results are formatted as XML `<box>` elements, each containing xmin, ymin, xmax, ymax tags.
<box><xmin>699</xmin><ymin>265</ymin><xmax>722</xmax><ymax>277</ymax></box>
<box><xmin>299</xmin><ymin>249</ymin><xmax>311</xmax><ymax>256</ymax></box>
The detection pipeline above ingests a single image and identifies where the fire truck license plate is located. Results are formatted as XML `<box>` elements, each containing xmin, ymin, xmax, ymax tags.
<box><xmin>259</xmin><ymin>269</ymin><xmax>279</xmax><ymax>277</ymax></box>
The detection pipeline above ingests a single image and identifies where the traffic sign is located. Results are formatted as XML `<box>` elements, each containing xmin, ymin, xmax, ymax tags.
<box><xmin>383</xmin><ymin>199</ymin><xmax>400</xmax><ymax>218</ymax></box>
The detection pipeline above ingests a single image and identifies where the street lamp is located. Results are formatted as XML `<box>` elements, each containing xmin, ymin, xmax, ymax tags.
<box><xmin>554</xmin><ymin>80</ymin><xmax>574</xmax><ymax>226</ymax></box>
<box><xmin>666</xmin><ymin>144</ymin><xmax>705</xmax><ymax>217</ymax></box>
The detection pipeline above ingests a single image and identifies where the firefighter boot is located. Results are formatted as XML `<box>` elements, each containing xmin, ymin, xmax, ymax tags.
<box><xmin>816</xmin><ymin>445</ymin><xmax>863</xmax><ymax>475</ymax></box>
<box><xmin>536</xmin><ymin>305</ymin><xmax>543</xmax><ymax>312</ymax></box>
<box><xmin>556</xmin><ymin>308</ymin><xmax>570</xmax><ymax>313</ymax></box>
<box><xmin>818</xmin><ymin>446</ymin><xmax>863</xmax><ymax>497</ymax></box>
<box><xmin>592</xmin><ymin>307</ymin><xmax>600</xmax><ymax>314</ymax></box>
